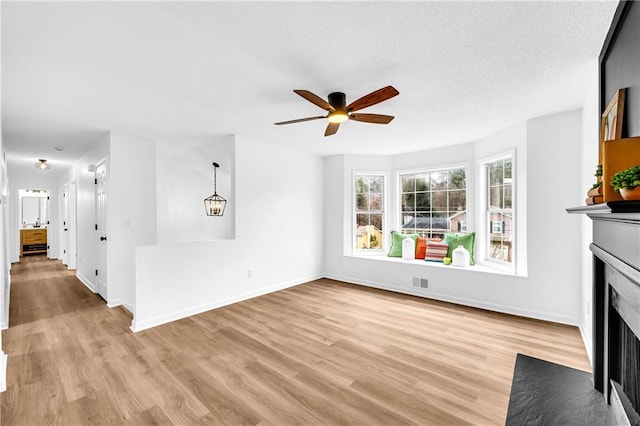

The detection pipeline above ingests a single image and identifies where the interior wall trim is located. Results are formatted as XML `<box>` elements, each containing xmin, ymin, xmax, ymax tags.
<box><xmin>0</xmin><ymin>350</ymin><xmax>6</xmax><ymax>393</ymax></box>
<box><xmin>130</xmin><ymin>274</ymin><xmax>324</xmax><ymax>333</ymax></box>
<box><xmin>75</xmin><ymin>272</ymin><xmax>96</xmax><ymax>293</ymax></box>
<box><xmin>324</xmin><ymin>273</ymin><xmax>581</xmax><ymax>327</ymax></box>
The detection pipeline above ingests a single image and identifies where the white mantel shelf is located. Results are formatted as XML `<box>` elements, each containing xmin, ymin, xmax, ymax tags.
<box><xmin>567</xmin><ymin>201</ymin><xmax>640</xmax><ymax>221</ymax></box>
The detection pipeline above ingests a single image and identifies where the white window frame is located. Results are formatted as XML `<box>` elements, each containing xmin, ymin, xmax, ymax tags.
<box><xmin>479</xmin><ymin>152</ymin><xmax>516</xmax><ymax>273</ymax></box>
<box><xmin>396</xmin><ymin>164</ymin><xmax>469</xmax><ymax>238</ymax></box>
<box><xmin>353</xmin><ymin>172</ymin><xmax>387</xmax><ymax>255</ymax></box>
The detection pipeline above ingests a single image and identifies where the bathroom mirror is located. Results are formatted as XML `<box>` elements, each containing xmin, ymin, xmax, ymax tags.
<box><xmin>22</xmin><ymin>196</ymin><xmax>48</xmax><ymax>227</ymax></box>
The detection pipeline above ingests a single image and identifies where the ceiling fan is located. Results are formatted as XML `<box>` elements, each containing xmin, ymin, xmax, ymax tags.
<box><xmin>274</xmin><ymin>85</ymin><xmax>399</xmax><ymax>137</ymax></box>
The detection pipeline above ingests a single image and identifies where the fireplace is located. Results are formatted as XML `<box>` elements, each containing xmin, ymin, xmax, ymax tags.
<box><xmin>569</xmin><ymin>201</ymin><xmax>640</xmax><ymax>424</ymax></box>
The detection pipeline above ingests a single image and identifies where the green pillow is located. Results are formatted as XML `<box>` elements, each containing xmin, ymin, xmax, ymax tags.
<box><xmin>388</xmin><ymin>231</ymin><xmax>419</xmax><ymax>257</ymax></box>
<box><xmin>444</xmin><ymin>232</ymin><xmax>475</xmax><ymax>265</ymax></box>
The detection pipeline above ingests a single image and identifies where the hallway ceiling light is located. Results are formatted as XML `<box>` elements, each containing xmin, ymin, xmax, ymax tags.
<box><xmin>204</xmin><ymin>162</ymin><xmax>227</xmax><ymax>217</ymax></box>
<box><xmin>35</xmin><ymin>159</ymin><xmax>51</xmax><ymax>170</ymax></box>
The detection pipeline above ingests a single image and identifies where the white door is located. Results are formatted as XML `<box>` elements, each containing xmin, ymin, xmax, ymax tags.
<box><xmin>45</xmin><ymin>194</ymin><xmax>52</xmax><ymax>259</ymax></box>
<box><xmin>60</xmin><ymin>185</ymin><xmax>70</xmax><ymax>266</ymax></box>
<box><xmin>95</xmin><ymin>162</ymin><xmax>108</xmax><ymax>301</ymax></box>
<box><xmin>67</xmin><ymin>183</ymin><xmax>77</xmax><ymax>269</ymax></box>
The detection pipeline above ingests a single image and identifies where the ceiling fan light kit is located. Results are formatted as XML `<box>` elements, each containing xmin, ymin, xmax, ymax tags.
<box><xmin>327</xmin><ymin>110</ymin><xmax>348</xmax><ymax>124</ymax></box>
<box><xmin>275</xmin><ymin>85</ymin><xmax>399</xmax><ymax>136</ymax></box>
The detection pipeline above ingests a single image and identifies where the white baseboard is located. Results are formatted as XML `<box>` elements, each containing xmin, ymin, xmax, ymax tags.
<box><xmin>324</xmin><ymin>273</ymin><xmax>581</xmax><ymax>327</ymax></box>
<box><xmin>579</xmin><ymin>323</ymin><xmax>593</xmax><ymax>368</ymax></box>
<box><xmin>0</xmin><ymin>350</ymin><xmax>7</xmax><ymax>393</ymax></box>
<box><xmin>130</xmin><ymin>274</ymin><xmax>322</xmax><ymax>333</ymax></box>
<box><xmin>107</xmin><ymin>299</ymin><xmax>134</xmax><ymax>314</ymax></box>
<box><xmin>75</xmin><ymin>272</ymin><xmax>97</xmax><ymax>293</ymax></box>
<box><xmin>0</xmin><ymin>322</ymin><xmax>7</xmax><ymax>331</ymax></box>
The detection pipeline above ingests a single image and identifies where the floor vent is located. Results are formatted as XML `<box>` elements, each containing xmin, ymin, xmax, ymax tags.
<box><xmin>412</xmin><ymin>277</ymin><xmax>429</xmax><ymax>289</ymax></box>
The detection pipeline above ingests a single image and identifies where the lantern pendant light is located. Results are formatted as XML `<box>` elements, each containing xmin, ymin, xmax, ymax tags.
<box><xmin>204</xmin><ymin>162</ymin><xmax>227</xmax><ymax>216</ymax></box>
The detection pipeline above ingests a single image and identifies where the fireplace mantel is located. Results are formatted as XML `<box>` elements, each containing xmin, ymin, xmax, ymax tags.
<box><xmin>567</xmin><ymin>201</ymin><xmax>640</xmax><ymax>423</ymax></box>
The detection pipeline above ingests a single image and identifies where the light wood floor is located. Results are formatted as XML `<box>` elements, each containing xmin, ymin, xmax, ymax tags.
<box><xmin>1</xmin><ymin>256</ymin><xmax>591</xmax><ymax>425</ymax></box>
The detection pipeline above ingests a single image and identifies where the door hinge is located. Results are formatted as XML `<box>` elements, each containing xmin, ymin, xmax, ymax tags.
<box><xmin>95</xmin><ymin>224</ymin><xmax>98</xmax><ymax>231</ymax></box>
<box><xmin>47</xmin><ymin>196</ymin><xmax>50</xmax><ymax>200</ymax></box>
<box><xmin>95</xmin><ymin>269</ymin><xmax>98</xmax><ymax>276</ymax></box>
<box><xmin>63</xmin><ymin>250</ymin><xmax>66</xmax><ymax>254</ymax></box>
<box><xmin>63</xmin><ymin>221</ymin><xmax>66</xmax><ymax>226</ymax></box>
<box><xmin>95</xmin><ymin>178</ymin><xmax>98</xmax><ymax>185</ymax></box>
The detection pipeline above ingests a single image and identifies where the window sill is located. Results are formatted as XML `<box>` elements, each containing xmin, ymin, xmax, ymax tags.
<box><xmin>345</xmin><ymin>254</ymin><xmax>523</xmax><ymax>277</ymax></box>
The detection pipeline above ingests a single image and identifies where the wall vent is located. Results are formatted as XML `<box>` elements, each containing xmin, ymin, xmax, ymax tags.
<box><xmin>412</xmin><ymin>277</ymin><xmax>429</xmax><ymax>289</ymax></box>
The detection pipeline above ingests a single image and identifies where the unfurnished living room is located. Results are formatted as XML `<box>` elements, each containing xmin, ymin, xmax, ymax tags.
<box><xmin>1</xmin><ymin>1</ymin><xmax>640</xmax><ymax>425</ymax></box>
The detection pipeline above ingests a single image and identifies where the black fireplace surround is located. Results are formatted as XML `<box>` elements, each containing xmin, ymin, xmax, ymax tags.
<box><xmin>568</xmin><ymin>201</ymin><xmax>640</xmax><ymax>424</ymax></box>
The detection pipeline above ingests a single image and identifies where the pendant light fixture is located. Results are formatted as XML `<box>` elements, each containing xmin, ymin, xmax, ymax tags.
<box><xmin>204</xmin><ymin>162</ymin><xmax>227</xmax><ymax>216</ymax></box>
<box><xmin>35</xmin><ymin>159</ymin><xmax>51</xmax><ymax>170</ymax></box>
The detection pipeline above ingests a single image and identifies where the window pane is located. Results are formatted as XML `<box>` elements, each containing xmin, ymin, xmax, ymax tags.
<box><xmin>415</xmin><ymin>192</ymin><xmax>430</xmax><ymax>210</ymax></box>
<box><xmin>401</xmin><ymin>175</ymin><xmax>415</xmax><ymax>192</ymax></box>
<box><xmin>431</xmin><ymin>171</ymin><xmax>447</xmax><ymax>190</ymax></box>
<box><xmin>489</xmin><ymin>163</ymin><xmax>503</xmax><ymax>186</ymax></box>
<box><xmin>356</xmin><ymin>194</ymin><xmax>368</xmax><ymax>211</ymax></box>
<box><xmin>489</xmin><ymin>186</ymin><xmax>502</xmax><ymax>209</ymax></box>
<box><xmin>355</xmin><ymin>176</ymin><xmax>368</xmax><ymax>193</ymax></box>
<box><xmin>432</xmin><ymin>190</ymin><xmax>448</xmax><ymax>211</ymax></box>
<box><xmin>416</xmin><ymin>174</ymin><xmax>429</xmax><ymax>191</ymax></box>
<box><xmin>448</xmin><ymin>169</ymin><xmax>466</xmax><ymax>189</ymax></box>
<box><xmin>402</xmin><ymin>213</ymin><xmax>414</xmax><ymax>227</ymax></box>
<box><xmin>402</xmin><ymin>193</ymin><xmax>414</xmax><ymax>211</ymax></box>
<box><xmin>488</xmin><ymin>213</ymin><xmax>512</xmax><ymax>262</ymax></box>
<box><xmin>504</xmin><ymin>160</ymin><xmax>512</xmax><ymax>179</ymax></box>
<box><xmin>504</xmin><ymin>186</ymin><xmax>512</xmax><ymax>209</ymax></box>
<box><xmin>448</xmin><ymin>190</ymin><xmax>466</xmax><ymax>211</ymax></box>
<box><xmin>370</xmin><ymin>176</ymin><xmax>383</xmax><ymax>193</ymax></box>
<box><xmin>369</xmin><ymin>194</ymin><xmax>382</xmax><ymax>210</ymax></box>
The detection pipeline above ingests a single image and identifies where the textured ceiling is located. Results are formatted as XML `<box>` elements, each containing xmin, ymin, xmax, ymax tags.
<box><xmin>1</xmin><ymin>1</ymin><xmax>618</xmax><ymax>176</ymax></box>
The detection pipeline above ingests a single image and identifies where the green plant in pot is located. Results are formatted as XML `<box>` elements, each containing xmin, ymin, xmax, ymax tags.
<box><xmin>610</xmin><ymin>165</ymin><xmax>640</xmax><ymax>201</ymax></box>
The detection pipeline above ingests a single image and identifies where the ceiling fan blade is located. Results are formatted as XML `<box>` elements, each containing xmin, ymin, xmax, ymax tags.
<box><xmin>346</xmin><ymin>86</ymin><xmax>399</xmax><ymax>112</ymax></box>
<box><xmin>294</xmin><ymin>90</ymin><xmax>335</xmax><ymax>112</ymax></box>
<box><xmin>325</xmin><ymin>122</ymin><xmax>340</xmax><ymax>136</ymax></box>
<box><xmin>274</xmin><ymin>116</ymin><xmax>326</xmax><ymax>125</ymax></box>
<box><xmin>349</xmin><ymin>113</ymin><xmax>395</xmax><ymax>124</ymax></box>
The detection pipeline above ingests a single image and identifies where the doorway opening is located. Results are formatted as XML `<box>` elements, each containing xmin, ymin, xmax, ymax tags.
<box><xmin>18</xmin><ymin>189</ymin><xmax>50</xmax><ymax>258</ymax></box>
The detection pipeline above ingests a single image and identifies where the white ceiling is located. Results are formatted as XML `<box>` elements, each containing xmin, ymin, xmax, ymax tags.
<box><xmin>2</xmin><ymin>1</ymin><xmax>617</xmax><ymax>177</ymax></box>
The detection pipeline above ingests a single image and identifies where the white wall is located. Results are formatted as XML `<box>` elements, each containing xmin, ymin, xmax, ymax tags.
<box><xmin>133</xmin><ymin>135</ymin><xmax>324</xmax><ymax>331</ymax></box>
<box><xmin>324</xmin><ymin>110</ymin><xmax>585</xmax><ymax>326</ymax></box>
<box><xmin>156</xmin><ymin>136</ymin><xmax>235</xmax><ymax>243</ymax></box>
<box><xmin>107</xmin><ymin>132</ymin><xmax>157</xmax><ymax>310</ymax></box>
<box><xmin>0</xmin><ymin>127</ymin><xmax>8</xmax><ymax>393</ymax></box>
<box><xmin>579</xmin><ymin>59</ymin><xmax>601</xmax><ymax>364</ymax></box>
